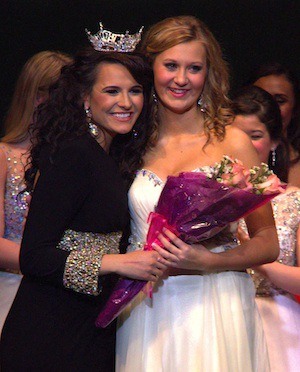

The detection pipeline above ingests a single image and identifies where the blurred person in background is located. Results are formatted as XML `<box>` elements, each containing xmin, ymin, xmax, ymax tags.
<box><xmin>232</xmin><ymin>85</ymin><xmax>300</xmax><ymax>372</ymax></box>
<box><xmin>0</xmin><ymin>50</ymin><xmax>72</xmax><ymax>330</ymax></box>
<box><xmin>248</xmin><ymin>62</ymin><xmax>300</xmax><ymax>187</ymax></box>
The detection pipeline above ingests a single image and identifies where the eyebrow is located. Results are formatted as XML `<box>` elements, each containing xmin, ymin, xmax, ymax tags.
<box><xmin>250</xmin><ymin>130</ymin><xmax>264</xmax><ymax>134</ymax></box>
<box><xmin>163</xmin><ymin>58</ymin><xmax>204</xmax><ymax>64</ymax></box>
<box><xmin>273</xmin><ymin>93</ymin><xmax>288</xmax><ymax>98</ymax></box>
<box><xmin>102</xmin><ymin>85</ymin><xmax>119</xmax><ymax>89</ymax></box>
<box><xmin>97</xmin><ymin>84</ymin><xmax>143</xmax><ymax>90</ymax></box>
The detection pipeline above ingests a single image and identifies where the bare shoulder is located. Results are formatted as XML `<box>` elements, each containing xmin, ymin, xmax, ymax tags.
<box><xmin>0</xmin><ymin>142</ymin><xmax>8</xmax><ymax>155</ymax></box>
<box><xmin>0</xmin><ymin>145</ymin><xmax>7</xmax><ymax>170</ymax></box>
<box><xmin>221</xmin><ymin>125</ymin><xmax>260</xmax><ymax>168</ymax></box>
<box><xmin>223</xmin><ymin>125</ymin><xmax>252</xmax><ymax>148</ymax></box>
<box><xmin>0</xmin><ymin>146</ymin><xmax>8</xmax><ymax>190</ymax></box>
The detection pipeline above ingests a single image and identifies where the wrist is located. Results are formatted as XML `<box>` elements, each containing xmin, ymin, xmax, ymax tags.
<box><xmin>205</xmin><ymin>250</ymin><xmax>237</xmax><ymax>272</ymax></box>
<box><xmin>204</xmin><ymin>251</ymin><xmax>220</xmax><ymax>271</ymax></box>
<box><xmin>100</xmin><ymin>254</ymin><xmax>121</xmax><ymax>275</ymax></box>
<box><xmin>252</xmin><ymin>263</ymin><xmax>268</xmax><ymax>276</ymax></box>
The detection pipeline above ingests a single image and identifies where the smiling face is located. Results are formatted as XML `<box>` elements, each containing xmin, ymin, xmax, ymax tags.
<box><xmin>153</xmin><ymin>40</ymin><xmax>207</xmax><ymax>114</ymax></box>
<box><xmin>84</xmin><ymin>62</ymin><xmax>144</xmax><ymax>143</ymax></box>
<box><xmin>232</xmin><ymin>114</ymin><xmax>276</xmax><ymax>163</ymax></box>
<box><xmin>254</xmin><ymin>74</ymin><xmax>295</xmax><ymax>133</ymax></box>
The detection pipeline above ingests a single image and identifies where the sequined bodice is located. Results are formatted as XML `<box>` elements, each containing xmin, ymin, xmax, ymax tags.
<box><xmin>248</xmin><ymin>189</ymin><xmax>300</xmax><ymax>296</ymax></box>
<box><xmin>0</xmin><ymin>144</ymin><xmax>29</xmax><ymax>243</ymax></box>
<box><xmin>128</xmin><ymin>167</ymin><xmax>237</xmax><ymax>252</ymax></box>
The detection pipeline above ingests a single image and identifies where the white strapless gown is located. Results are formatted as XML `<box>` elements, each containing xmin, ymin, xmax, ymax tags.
<box><xmin>116</xmin><ymin>169</ymin><xmax>270</xmax><ymax>372</ymax></box>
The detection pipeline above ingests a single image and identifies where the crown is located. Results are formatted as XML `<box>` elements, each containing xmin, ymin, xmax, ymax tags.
<box><xmin>85</xmin><ymin>22</ymin><xmax>144</xmax><ymax>52</ymax></box>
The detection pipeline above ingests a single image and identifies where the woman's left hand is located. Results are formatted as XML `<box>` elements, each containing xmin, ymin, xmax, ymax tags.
<box><xmin>152</xmin><ymin>228</ymin><xmax>213</xmax><ymax>271</ymax></box>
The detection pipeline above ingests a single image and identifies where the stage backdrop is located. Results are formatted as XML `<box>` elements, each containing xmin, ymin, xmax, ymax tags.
<box><xmin>0</xmin><ymin>0</ymin><xmax>299</xmax><ymax>135</ymax></box>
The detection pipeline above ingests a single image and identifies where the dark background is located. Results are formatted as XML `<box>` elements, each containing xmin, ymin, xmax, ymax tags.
<box><xmin>1</xmin><ymin>0</ymin><xmax>299</xmax><ymax>135</ymax></box>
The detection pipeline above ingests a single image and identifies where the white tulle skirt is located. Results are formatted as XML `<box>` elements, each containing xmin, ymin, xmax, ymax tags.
<box><xmin>0</xmin><ymin>271</ymin><xmax>22</xmax><ymax>331</ymax></box>
<box><xmin>256</xmin><ymin>295</ymin><xmax>300</xmax><ymax>372</ymax></box>
<box><xmin>116</xmin><ymin>271</ymin><xmax>269</xmax><ymax>372</ymax></box>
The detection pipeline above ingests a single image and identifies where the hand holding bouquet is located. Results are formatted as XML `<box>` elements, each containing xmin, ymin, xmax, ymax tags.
<box><xmin>95</xmin><ymin>156</ymin><xmax>285</xmax><ymax>328</ymax></box>
<box><xmin>154</xmin><ymin>156</ymin><xmax>285</xmax><ymax>243</ymax></box>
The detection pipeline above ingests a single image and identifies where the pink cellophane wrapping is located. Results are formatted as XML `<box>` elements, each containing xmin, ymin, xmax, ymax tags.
<box><xmin>95</xmin><ymin>171</ymin><xmax>281</xmax><ymax>328</ymax></box>
<box><xmin>154</xmin><ymin>172</ymin><xmax>279</xmax><ymax>243</ymax></box>
<box><xmin>95</xmin><ymin>213</ymin><xmax>175</xmax><ymax>328</ymax></box>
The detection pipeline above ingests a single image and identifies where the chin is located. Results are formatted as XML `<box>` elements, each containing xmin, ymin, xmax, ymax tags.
<box><xmin>170</xmin><ymin>106</ymin><xmax>193</xmax><ymax>114</ymax></box>
<box><xmin>116</xmin><ymin>127</ymin><xmax>134</xmax><ymax>135</ymax></box>
<box><xmin>164</xmin><ymin>101</ymin><xmax>194</xmax><ymax>114</ymax></box>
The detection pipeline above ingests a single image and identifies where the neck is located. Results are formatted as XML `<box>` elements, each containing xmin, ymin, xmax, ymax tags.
<box><xmin>96</xmin><ymin>131</ymin><xmax>113</xmax><ymax>153</ymax></box>
<box><xmin>7</xmin><ymin>136</ymin><xmax>31</xmax><ymax>150</ymax></box>
<box><xmin>157</xmin><ymin>105</ymin><xmax>205</xmax><ymax>137</ymax></box>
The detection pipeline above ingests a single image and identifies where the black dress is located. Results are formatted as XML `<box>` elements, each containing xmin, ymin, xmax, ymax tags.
<box><xmin>0</xmin><ymin>133</ymin><xmax>129</xmax><ymax>372</ymax></box>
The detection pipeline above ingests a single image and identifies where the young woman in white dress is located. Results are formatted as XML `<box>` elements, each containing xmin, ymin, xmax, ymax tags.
<box><xmin>116</xmin><ymin>16</ymin><xmax>279</xmax><ymax>372</ymax></box>
<box><xmin>232</xmin><ymin>85</ymin><xmax>300</xmax><ymax>372</ymax></box>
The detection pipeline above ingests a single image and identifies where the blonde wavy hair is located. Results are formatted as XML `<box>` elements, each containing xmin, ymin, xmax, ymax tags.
<box><xmin>140</xmin><ymin>15</ymin><xmax>233</xmax><ymax>146</ymax></box>
<box><xmin>1</xmin><ymin>50</ymin><xmax>72</xmax><ymax>144</ymax></box>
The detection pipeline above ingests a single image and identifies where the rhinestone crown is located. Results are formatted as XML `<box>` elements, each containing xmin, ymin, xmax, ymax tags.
<box><xmin>86</xmin><ymin>22</ymin><xmax>143</xmax><ymax>52</ymax></box>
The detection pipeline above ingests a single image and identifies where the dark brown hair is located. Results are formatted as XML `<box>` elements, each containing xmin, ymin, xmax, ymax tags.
<box><xmin>248</xmin><ymin>62</ymin><xmax>300</xmax><ymax>163</ymax></box>
<box><xmin>232</xmin><ymin>85</ymin><xmax>290</xmax><ymax>182</ymax></box>
<box><xmin>26</xmin><ymin>47</ymin><xmax>153</xmax><ymax>190</ymax></box>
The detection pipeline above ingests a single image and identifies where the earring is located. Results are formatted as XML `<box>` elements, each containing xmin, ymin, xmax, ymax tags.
<box><xmin>85</xmin><ymin>108</ymin><xmax>99</xmax><ymax>138</ymax></box>
<box><xmin>152</xmin><ymin>90</ymin><xmax>158</xmax><ymax>104</ymax></box>
<box><xmin>197</xmin><ymin>95</ymin><xmax>206</xmax><ymax>113</ymax></box>
<box><xmin>271</xmin><ymin>148</ymin><xmax>276</xmax><ymax>167</ymax></box>
<box><xmin>132</xmin><ymin>129</ymin><xmax>138</xmax><ymax>139</ymax></box>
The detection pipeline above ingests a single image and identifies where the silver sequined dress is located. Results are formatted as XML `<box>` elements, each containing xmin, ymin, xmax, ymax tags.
<box><xmin>0</xmin><ymin>143</ymin><xmax>28</xmax><ymax>330</ymax></box>
<box><xmin>245</xmin><ymin>189</ymin><xmax>300</xmax><ymax>372</ymax></box>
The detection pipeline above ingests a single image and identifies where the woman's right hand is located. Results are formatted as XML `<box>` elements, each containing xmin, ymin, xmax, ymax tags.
<box><xmin>101</xmin><ymin>250</ymin><xmax>167</xmax><ymax>282</ymax></box>
<box><xmin>152</xmin><ymin>229</ymin><xmax>213</xmax><ymax>271</ymax></box>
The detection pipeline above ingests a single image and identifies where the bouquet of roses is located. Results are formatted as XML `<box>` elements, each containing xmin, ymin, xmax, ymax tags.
<box><xmin>152</xmin><ymin>156</ymin><xmax>285</xmax><ymax>243</ymax></box>
<box><xmin>95</xmin><ymin>156</ymin><xmax>285</xmax><ymax>327</ymax></box>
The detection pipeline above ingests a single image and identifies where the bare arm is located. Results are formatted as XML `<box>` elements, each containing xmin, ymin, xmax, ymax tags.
<box><xmin>253</xmin><ymin>224</ymin><xmax>300</xmax><ymax>295</ymax></box>
<box><xmin>0</xmin><ymin>240</ymin><xmax>20</xmax><ymax>270</ymax></box>
<box><xmin>153</xmin><ymin>206</ymin><xmax>278</xmax><ymax>273</ymax></box>
<box><xmin>152</xmin><ymin>129</ymin><xmax>279</xmax><ymax>271</ymax></box>
<box><xmin>0</xmin><ymin>148</ymin><xmax>20</xmax><ymax>270</ymax></box>
<box><xmin>214</xmin><ymin>203</ymin><xmax>279</xmax><ymax>270</ymax></box>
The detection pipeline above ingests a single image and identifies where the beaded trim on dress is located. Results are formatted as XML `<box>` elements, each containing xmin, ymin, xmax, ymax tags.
<box><xmin>57</xmin><ymin>229</ymin><xmax>121</xmax><ymax>296</ymax></box>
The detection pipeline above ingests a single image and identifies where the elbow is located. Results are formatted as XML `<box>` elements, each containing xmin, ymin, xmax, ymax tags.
<box><xmin>265</xmin><ymin>246</ymin><xmax>279</xmax><ymax>264</ymax></box>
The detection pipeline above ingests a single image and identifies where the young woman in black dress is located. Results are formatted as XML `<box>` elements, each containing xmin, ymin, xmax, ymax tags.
<box><xmin>0</xmin><ymin>27</ymin><xmax>166</xmax><ymax>371</ymax></box>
